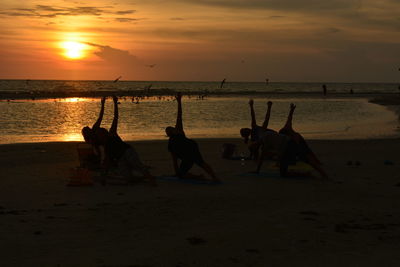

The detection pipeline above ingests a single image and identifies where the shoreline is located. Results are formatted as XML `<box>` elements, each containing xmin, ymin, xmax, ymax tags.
<box><xmin>0</xmin><ymin>90</ymin><xmax>399</xmax><ymax>101</ymax></box>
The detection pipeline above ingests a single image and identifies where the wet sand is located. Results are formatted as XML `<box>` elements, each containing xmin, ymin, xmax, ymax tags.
<box><xmin>0</xmin><ymin>138</ymin><xmax>400</xmax><ymax>266</ymax></box>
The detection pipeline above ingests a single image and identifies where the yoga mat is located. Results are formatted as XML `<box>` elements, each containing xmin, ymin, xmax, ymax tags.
<box><xmin>157</xmin><ymin>176</ymin><xmax>222</xmax><ymax>185</ymax></box>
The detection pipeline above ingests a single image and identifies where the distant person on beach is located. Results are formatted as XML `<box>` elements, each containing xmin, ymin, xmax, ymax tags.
<box><xmin>165</xmin><ymin>93</ymin><xmax>219</xmax><ymax>182</ymax></box>
<box><xmin>240</xmin><ymin>99</ymin><xmax>276</xmax><ymax>159</ymax></box>
<box><xmin>96</xmin><ymin>96</ymin><xmax>156</xmax><ymax>185</ymax></box>
<box><xmin>256</xmin><ymin>103</ymin><xmax>328</xmax><ymax>178</ymax></box>
<box><xmin>322</xmin><ymin>84</ymin><xmax>327</xmax><ymax>96</ymax></box>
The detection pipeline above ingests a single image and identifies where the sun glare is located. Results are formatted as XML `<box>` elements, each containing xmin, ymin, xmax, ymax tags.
<box><xmin>60</xmin><ymin>41</ymin><xmax>88</xmax><ymax>59</ymax></box>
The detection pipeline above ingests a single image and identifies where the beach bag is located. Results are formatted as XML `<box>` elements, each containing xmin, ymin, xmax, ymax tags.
<box><xmin>221</xmin><ymin>143</ymin><xmax>236</xmax><ymax>159</ymax></box>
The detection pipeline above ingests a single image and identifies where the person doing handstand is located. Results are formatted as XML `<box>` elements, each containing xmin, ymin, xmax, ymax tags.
<box><xmin>240</xmin><ymin>99</ymin><xmax>276</xmax><ymax>159</ymax></box>
<box><xmin>97</xmin><ymin>96</ymin><xmax>156</xmax><ymax>185</ymax></box>
<box><xmin>165</xmin><ymin>93</ymin><xmax>219</xmax><ymax>182</ymax></box>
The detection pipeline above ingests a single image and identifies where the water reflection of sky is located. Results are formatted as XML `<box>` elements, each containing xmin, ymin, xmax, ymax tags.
<box><xmin>0</xmin><ymin>96</ymin><xmax>398</xmax><ymax>144</ymax></box>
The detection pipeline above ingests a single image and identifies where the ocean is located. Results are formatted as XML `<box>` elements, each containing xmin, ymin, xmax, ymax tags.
<box><xmin>0</xmin><ymin>80</ymin><xmax>399</xmax><ymax>144</ymax></box>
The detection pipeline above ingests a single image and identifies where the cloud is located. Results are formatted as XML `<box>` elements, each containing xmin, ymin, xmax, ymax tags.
<box><xmin>115</xmin><ymin>10</ymin><xmax>136</xmax><ymax>15</ymax></box>
<box><xmin>87</xmin><ymin>42</ymin><xmax>139</xmax><ymax>66</ymax></box>
<box><xmin>115</xmin><ymin>17</ymin><xmax>139</xmax><ymax>23</ymax></box>
<box><xmin>170</xmin><ymin>17</ymin><xmax>185</xmax><ymax>21</ymax></box>
<box><xmin>0</xmin><ymin>5</ymin><xmax>136</xmax><ymax>19</ymax></box>
<box><xmin>174</xmin><ymin>0</ymin><xmax>361</xmax><ymax>12</ymax></box>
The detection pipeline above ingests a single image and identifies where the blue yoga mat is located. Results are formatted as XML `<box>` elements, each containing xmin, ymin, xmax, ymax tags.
<box><xmin>157</xmin><ymin>176</ymin><xmax>223</xmax><ymax>185</ymax></box>
<box><xmin>238</xmin><ymin>170</ymin><xmax>311</xmax><ymax>179</ymax></box>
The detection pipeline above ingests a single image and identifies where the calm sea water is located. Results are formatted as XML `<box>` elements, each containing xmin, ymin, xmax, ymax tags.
<box><xmin>0</xmin><ymin>80</ymin><xmax>399</xmax><ymax>144</ymax></box>
<box><xmin>0</xmin><ymin>97</ymin><xmax>399</xmax><ymax>144</ymax></box>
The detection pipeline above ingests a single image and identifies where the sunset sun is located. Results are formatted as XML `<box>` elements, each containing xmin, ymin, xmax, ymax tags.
<box><xmin>60</xmin><ymin>41</ymin><xmax>88</xmax><ymax>59</ymax></box>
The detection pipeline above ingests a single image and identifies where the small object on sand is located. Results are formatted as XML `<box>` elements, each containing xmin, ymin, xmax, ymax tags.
<box><xmin>384</xmin><ymin>160</ymin><xmax>394</xmax><ymax>165</ymax></box>
<box><xmin>299</xmin><ymin>211</ymin><xmax>320</xmax><ymax>216</ymax></box>
<box><xmin>245</xmin><ymin>248</ymin><xmax>260</xmax><ymax>254</ymax></box>
<box><xmin>186</xmin><ymin>236</ymin><xmax>206</xmax><ymax>245</ymax></box>
<box><xmin>67</xmin><ymin>167</ymin><xmax>93</xmax><ymax>186</ymax></box>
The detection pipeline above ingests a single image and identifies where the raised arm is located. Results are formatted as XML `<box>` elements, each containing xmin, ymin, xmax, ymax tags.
<box><xmin>92</xmin><ymin>97</ymin><xmax>106</xmax><ymax>129</ymax></box>
<box><xmin>262</xmin><ymin>101</ymin><xmax>272</xmax><ymax>129</ymax></box>
<box><xmin>109</xmin><ymin>96</ymin><xmax>119</xmax><ymax>135</ymax></box>
<box><xmin>249</xmin><ymin>99</ymin><xmax>257</xmax><ymax>128</ymax></box>
<box><xmin>175</xmin><ymin>92</ymin><xmax>184</xmax><ymax>134</ymax></box>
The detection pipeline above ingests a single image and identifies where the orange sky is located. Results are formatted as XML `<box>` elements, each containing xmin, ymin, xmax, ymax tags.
<box><xmin>0</xmin><ymin>0</ymin><xmax>399</xmax><ymax>82</ymax></box>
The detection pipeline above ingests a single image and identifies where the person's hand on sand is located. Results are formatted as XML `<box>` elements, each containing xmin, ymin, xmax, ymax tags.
<box><xmin>290</xmin><ymin>103</ymin><xmax>296</xmax><ymax>110</ymax></box>
<box><xmin>249</xmin><ymin>99</ymin><xmax>254</xmax><ymax>106</ymax></box>
<box><xmin>267</xmin><ymin>101</ymin><xmax>272</xmax><ymax>107</ymax></box>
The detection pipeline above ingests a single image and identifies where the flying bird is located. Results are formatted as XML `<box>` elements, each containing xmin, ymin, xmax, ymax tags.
<box><xmin>113</xmin><ymin>76</ymin><xmax>122</xmax><ymax>83</ymax></box>
<box><xmin>220</xmin><ymin>78</ymin><xmax>226</xmax><ymax>89</ymax></box>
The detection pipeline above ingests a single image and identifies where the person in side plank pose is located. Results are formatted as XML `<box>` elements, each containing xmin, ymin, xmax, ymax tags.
<box><xmin>256</xmin><ymin>103</ymin><xmax>328</xmax><ymax>178</ymax></box>
<box><xmin>165</xmin><ymin>93</ymin><xmax>219</xmax><ymax>182</ymax></box>
<box><xmin>240</xmin><ymin>99</ymin><xmax>276</xmax><ymax>160</ymax></box>
<box><xmin>97</xmin><ymin>96</ymin><xmax>156</xmax><ymax>185</ymax></box>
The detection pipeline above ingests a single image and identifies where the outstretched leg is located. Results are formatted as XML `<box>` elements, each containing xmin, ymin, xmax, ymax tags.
<box><xmin>281</xmin><ymin>103</ymin><xmax>295</xmax><ymax>132</ymax></box>
<box><xmin>199</xmin><ymin>162</ymin><xmax>219</xmax><ymax>182</ymax></box>
<box><xmin>305</xmin><ymin>155</ymin><xmax>328</xmax><ymax>179</ymax></box>
<box><xmin>124</xmin><ymin>147</ymin><xmax>157</xmax><ymax>186</ymax></box>
<box><xmin>261</xmin><ymin>101</ymin><xmax>273</xmax><ymax>129</ymax></box>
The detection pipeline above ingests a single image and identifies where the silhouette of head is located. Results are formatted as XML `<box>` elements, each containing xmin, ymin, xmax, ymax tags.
<box><xmin>240</xmin><ymin>128</ymin><xmax>251</xmax><ymax>143</ymax></box>
<box><xmin>82</xmin><ymin>126</ymin><xmax>94</xmax><ymax>143</ymax></box>
<box><xmin>165</xmin><ymin>126</ymin><xmax>179</xmax><ymax>137</ymax></box>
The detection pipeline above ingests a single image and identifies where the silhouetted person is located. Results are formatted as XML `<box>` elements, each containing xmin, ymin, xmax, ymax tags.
<box><xmin>81</xmin><ymin>97</ymin><xmax>107</xmax><ymax>167</ymax></box>
<box><xmin>220</xmin><ymin>78</ymin><xmax>226</xmax><ymax>89</ymax></box>
<box><xmin>165</xmin><ymin>93</ymin><xmax>219</xmax><ymax>182</ymax></box>
<box><xmin>97</xmin><ymin>96</ymin><xmax>156</xmax><ymax>185</ymax></box>
<box><xmin>322</xmin><ymin>84</ymin><xmax>327</xmax><ymax>96</ymax></box>
<box><xmin>240</xmin><ymin>99</ymin><xmax>276</xmax><ymax>159</ymax></box>
<box><xmin>256</xmin><ymin>103</ymin><xmax>328</xmax><ymax>178</ymax></box>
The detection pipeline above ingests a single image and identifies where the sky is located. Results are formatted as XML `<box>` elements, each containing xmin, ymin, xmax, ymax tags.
<box><xmin>0</xmin><ymin>0</ymin><xmax>399</xmax><ymax>82</ymax></box>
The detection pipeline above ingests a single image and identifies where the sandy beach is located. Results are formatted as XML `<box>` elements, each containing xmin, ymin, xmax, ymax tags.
<box><xmin>1</xmin><ymin>138</ymin><xmax>400</xmax><ymax>266</ymax></box>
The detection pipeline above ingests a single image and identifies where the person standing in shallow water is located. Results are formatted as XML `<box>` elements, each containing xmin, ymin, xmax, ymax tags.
<box><xmin>97</xmin><ymin>96</ymin><xmax>156</xmax><ymax>185</ymax></box>
<box><xmin>165</xmin><ymin>93</ymin><xmax>219</xmax><ymax>182</ymax></box>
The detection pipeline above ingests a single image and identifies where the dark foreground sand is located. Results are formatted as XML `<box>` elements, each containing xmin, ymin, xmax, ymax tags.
<box><xmin>1</xmin><ymin>138</ymin><xmax>400</xmax><ymax>267</ymax></box>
